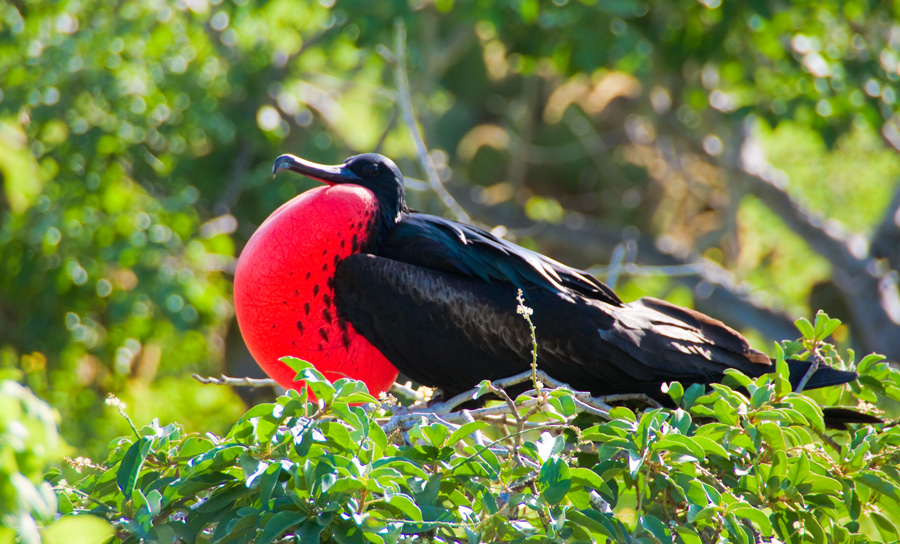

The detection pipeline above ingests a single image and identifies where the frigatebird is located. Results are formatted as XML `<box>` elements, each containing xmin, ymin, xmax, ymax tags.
<box><xmin>234</xmin><ymin>152</ymin><xmax>861</xmax><ymax>408</ymax></box>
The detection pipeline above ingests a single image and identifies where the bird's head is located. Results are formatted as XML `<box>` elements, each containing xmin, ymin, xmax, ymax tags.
<box><xmin>273</xmin><ymin>153</ymin><xmax>407</xmax><ymax>225</ymax></box>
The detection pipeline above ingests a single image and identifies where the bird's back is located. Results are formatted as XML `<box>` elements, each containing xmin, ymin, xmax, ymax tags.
<box><xmin>335</xmin><ymin>211</ymin><xmax>856</xmax><ymax>400</ymax></box>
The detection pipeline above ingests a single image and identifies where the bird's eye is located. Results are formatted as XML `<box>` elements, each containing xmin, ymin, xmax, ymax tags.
<box><xmin>363</xmin><ymin>163</ymin><xmax>381</xmax><ymax>177</ymax></box>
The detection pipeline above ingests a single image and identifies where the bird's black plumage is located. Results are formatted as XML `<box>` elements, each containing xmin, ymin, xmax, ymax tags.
<box><xmin>273</xmin><ymin>153</ymin><xmax>860</xmax><ymax>404</ymax></box>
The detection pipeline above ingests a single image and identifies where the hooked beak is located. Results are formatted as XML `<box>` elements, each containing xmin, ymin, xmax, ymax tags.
<box><xmin>273</xmin><ymin>154</ymin><xmax>359</xmax><ymax>185</ymax></box>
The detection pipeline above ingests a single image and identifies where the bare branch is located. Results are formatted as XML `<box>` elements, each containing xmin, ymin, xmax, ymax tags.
<box><xmin>378</xmin><ymin>368</ymin><xmax>661</xmax><ymax>435</ymax></box>
<box><xmin>389</xmin><ymin>381</ymin><xmax>434</xmax><ymax>402</ymax></box>
<box><xmin>870</xmin><ymin>182</ymin><xmax>900</xmax><ymax>272</ymax></box>
<box><xmin>737</xmin><ymin>127</ymin><xmax>900</xmax><ymax>361</ymax></box>
<box><xmin>739</xmin><ymin>132</ymin><xmax>869</xmax><ymax>278</ymax></box>
<box><xmin>794</xmin><ymin>358</ymin><xmax>820</xmax><ymax>393</ymax></box>
<box><xmin>192</xmin><ymin>374</ymin><xmax>278</xmax><ymax>388</ymax></box>
<box><xmin>393</xmin><ymin>19</ymin><xmax>470</xmax><ymax>223</ymax></box>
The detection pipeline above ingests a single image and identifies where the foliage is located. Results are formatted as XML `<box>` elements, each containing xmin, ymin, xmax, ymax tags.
<box><xmin>0</xmin><ymin>380</ymin><xmax>112</xmax><ymax>544</ymax></box>
<box><xmin>59</xmin><ymin>319</ymin><xmax>900</xmax><ymax>543</ymax></box>
<box><xmin>2</xmin><ymin>0</ymin><xmax>899</xmax><ymax>457</ymax></box>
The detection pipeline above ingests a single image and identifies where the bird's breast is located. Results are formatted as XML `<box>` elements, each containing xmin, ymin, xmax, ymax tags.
<box><xmin>234</xmin><ymin>185</ymin><xmax>399</xmax><ymax>395</ymax></box>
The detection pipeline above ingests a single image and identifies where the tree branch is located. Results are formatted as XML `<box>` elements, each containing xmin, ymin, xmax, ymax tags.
<box><xmin>393</xmin><ymin>19</ymin><xmax>470</xmax><ymax>223</ymax></box>
<box><xmin>736</xmin><ymin>128</ymin><xmax>900</xmax><ymax>361</ymax></box>
<box><xmin>870</xmin><ymin>182</ymin><xmax>900</xmax><ymax>273</ymax></box>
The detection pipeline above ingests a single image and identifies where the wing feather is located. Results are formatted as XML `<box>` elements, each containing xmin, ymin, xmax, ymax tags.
<box><xmin>333</xmin><ymin>254</ymin><xmax>780</xmax><ymax>400</ymax></box>
<box><xmin>380</xmin><ymin>214</ymin><xmax>622</xmax><ymax>306</ymax></box>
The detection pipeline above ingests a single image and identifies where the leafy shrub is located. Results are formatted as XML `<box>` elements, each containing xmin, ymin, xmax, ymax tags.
<box><xmin>0</xmin><ymin>380</ymin><xmax>112</xmax><ymax>544</ymax></box>
<box><xmin>56</xmin><ymin>315</ymin><xmax>900</xmax><ymax>543</ymax></box>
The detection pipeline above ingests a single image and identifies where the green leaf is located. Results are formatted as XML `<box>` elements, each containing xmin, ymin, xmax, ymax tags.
<box><xmin>773</xmin><ymin>346</ymin><xmax>792</xmax><ymax>397</ymax></box>
<box><xmin>784</xmin><ymin>396</ymin><xmax>824</xmax><ymax>431</ymax></box>
<box><xmin>681</xmin><ymin>479</ymin><xmax>712</xmax><ymax>507</ymax></box>
<box><xmin>797</xmin><ymin>511</ymin><xmax>825</xmax><ymax>542</ymax></box>
<box><xmin>787</xmin><ymin>452</ymin><xmax>810</xmax><ymax>486</ymax></box>
<box><xmin>384</xmin><ymin>491</ymin><xmax>423</xmax><ymax>521</ymax></box>
<box><xmin>412</xmin><ymin>473</ymin><xmax>443</xmax><ymax>507</ymax></box>
<box><xmin>565</xmin><ymin>509</ymin><xmax>618</xmax><ymax>540</ymax></box>
<box><xmin>687</xmin><ymin>505</ymin><xmax>719</xmax><ymax>524</ymax></box>
<box><xmin>171</xmin><ymin>472</ymin><xmax>239</xmax><ymax>499</ymax></box>
<box><xmin>871</xmin><ymin>511</ymin><xmax>900</xmax><ymax>541</ymax></box>
<box><xmin>538</xmin><ymin>457</ymin><xmax>572</xmax><ymax>505</ymax></box>
<box><xmin>282</xmin><ymin>357</ymin><xmax>335</xmax><ymax>402</ymax></box>
<box><xmin>259</xmin><ymin>462</ymin><xmax>283</xmax><ymax>505</ymax></box>
<box><xmin>333</xmin><ymin>379</ymin><xmax>378</xmax><ymax>404</ymax></box>
<box><xmin>535</xmin><ymin>432</ymin><xmax>566</xmax><ymax>462</ymax></box>
<box><xmin>257</xmin><ymin>511</ymin><xmax>303</xmax><ymax>544</ymax></box>
<box><xmin>653</xmin><ymin>434</ymin><xmax>706</xmax><ymax>462</ymax></box>
<box><xmin>144</xmin><ymin>489</ymin><xmax>162</xmax><ymax>516</ymax></box>
<box><xmin>195</xmin><ymin>484</ymin><xmax>252</xmax><ymax>513</ymax></box>
<box><xmin>729</xmin><ymin>506</ymin><xmax>773</xmax><ymax>536</ymax></box>
<box><xmin>713</xmin><ymin>398</ymin><xmax>738</xmax><ymax>426</ymax></box>
<box><xmin>421</xmin><ymin>423</ymin><xmax>450</xmax><ymax>449</ymax></box>
<box><xmin>253</xmin><ymin>414</ymin><xmax>281</xmax><ymax>444</ymax></box>
<box><xmin>608</xmin><ymin>406</ymin><xmax>636</xmax><ymax>422</ymax></box>
<box><xmin>681</xmin><ymin>383</ymin><xmax>706</xmax><ymax>410</ymax></box>
<box><xmin>812</xmin><ymin>310</ymin><xmax>841</xmax><ymax>341</ymax></box>
<box><xmin>855</xmin><ymin>470</ymin><xmax>900</xmax><ymax>501</ymax></box>
<box><xmin>723</xmin><ymin>368</ymin><xmax>753</xmax><ymax>388</ymax></box>
<box><xmin>474</xmin><ymin>380</ymin><xmax>492</xmax><ymax>400</ymax></box>
<box><xmin>319</xmin><ymin>421</ymin><xmax>354</xmax><ymax>452</ymax></box>
<box><xmin>186</xmin><ymin>444</ymin><xmax>246</xmax><ymax>475</ymax></box>
<box><xmin>239</xmin><ymin>453</ymin><xmax>269</xmax><ymax>488</ymax></box>
<box><xmin>640</xmin><ymin>514</ymin><xmax>672</xmax><ymax>544</ymax></box>
<box><xmin>673</xmin><ymin>525</ymin><xmax>703</xmax><ymax>544</ymax></box>
<box><xmin>178</xmin><ymin>436</ymin><xmax>215</xmax><ymax>458</ymax></box>
<box><xmin>569</xmin><ymin>467</ymin><xmax>608</xmax><ymax>492</ymax></box>
<box><xmin>281</xmin><ymin>356</ymin><xmax>314</xmax><ymax>374</ymax></box>
<box><xmin>690</xmin><ymin>435</ymin><xmax>730</xmax><ymax>458</ymax></box>
<box><xmin>663</xmin><ymin>381</ymin><xmax>684</xmax><ymax>405</ymax></box>
<box><xmin>295</xmin><ymin>521</ymin><xmax>325</xmax><ymax>543</ymax></box>
<box><xmin>857</xmin><ymin>353</ymin><xmax>885</xmax><ymax>374</ymax></box>
<box><xmin>756</xmin><ymin>421</ymin><xmax>786</xmax><ymax>452</ymax></box>
<box><xmin>42</xmin><ymin>515</ymin><xmax>115</xmax><ymax>544</ymax></box>
<box><xmin>795</xmin><ymin>317</ymin><xmax>815</xmax><ymax>340</ymax></box>
<box><xmin>768</xmin><ymin>450</ymin><xmax>788</xmax><ymax>483</ymax></box>
<box><xmin>749</xmin><ymin>383</ymin><xmax>773</xmax><ymax>408</ymax></box>
<box><xmin>373</xmin><ymin>457</ymin><xmax>430</xmax><ymax>481</ymax></box>
<box><xmin>116</xmin><ymin>437</ymin><xmax>152</xmax><ymax>496</ymax></box>
<box><xmin>447</xmin><ymin>421</ymin><xmax>490</xmax><ymax>446</ymax></box>
<box><xmin>368</xmin><ymin>419</ymin><xmax>388</xmax><ymax>452</ymax></box>
<box><xmin>548</xmin><ymin>388</ymin><xmax>578</xmax><ymax>416</ymax></box>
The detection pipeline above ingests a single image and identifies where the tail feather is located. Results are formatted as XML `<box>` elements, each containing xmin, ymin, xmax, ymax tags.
<box><xmin>821</xmin><ymin>407</ymin><xmax>883</xmax><ymax>429</ymax></box>
<box><xmin>782</xmin><ymin>360</ymin><xmax>882</xmax><ymax>428</ymax></box>
<box><xmin>785</xmin><ymin>359</ymin><xmax>858</xmax><ymax>390</ymax></box>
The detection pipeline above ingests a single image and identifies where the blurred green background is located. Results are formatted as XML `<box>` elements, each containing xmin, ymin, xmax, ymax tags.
<box><xmin>1</xmin><ymin>0</ymin><xmax>899</xmax><ymax>457</ymax></box>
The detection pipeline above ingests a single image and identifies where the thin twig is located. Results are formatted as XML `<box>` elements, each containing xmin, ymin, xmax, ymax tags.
<box><xmin>460</xmin><ymin>409</ymin><xmax>486</xmax><ymax>447</ymax></box>
<box><xmin>795</xmin><ymin>350</ymin><xmax>824</xmax><ymax>393</ymax></box>
<box><xmin>572</xmin><ymin>397</ymin><xmax>611</xmax><ymax>418</ymax></box>
<box><xmin>393</xmin><ymin>18</ymin><xmax>470</xmax><ymax>223</ymax></box>
<box><xmin>378</xmin><ymin>368</ymin><xmax>662</xmax><ymax>435</ymax></box>
<box><xmin>606</xmin><ymin>242</ymin><xmax>628</xmax><ymax>290</ymax></box>
<box><xmin>192</xmin><ymin>374</ymin><xmax>278</xmax><ymax>388</ymax></box>
<box><xmin>487</xmin><ymin>381</ymin><xmax>528</xmax><ymax>466</ymax></box>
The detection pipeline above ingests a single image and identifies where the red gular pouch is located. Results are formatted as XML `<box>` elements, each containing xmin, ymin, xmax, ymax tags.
<box><xmin>234</xmin><ymin>184</ymin><xmax>399</xmax><ymax>399</ymax></box>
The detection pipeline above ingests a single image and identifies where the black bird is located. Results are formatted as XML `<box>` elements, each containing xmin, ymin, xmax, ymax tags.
<box><xmin>236</xmin><ymin>152</ymin><xmax>868</xmax><ymax>422</ymax></box>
